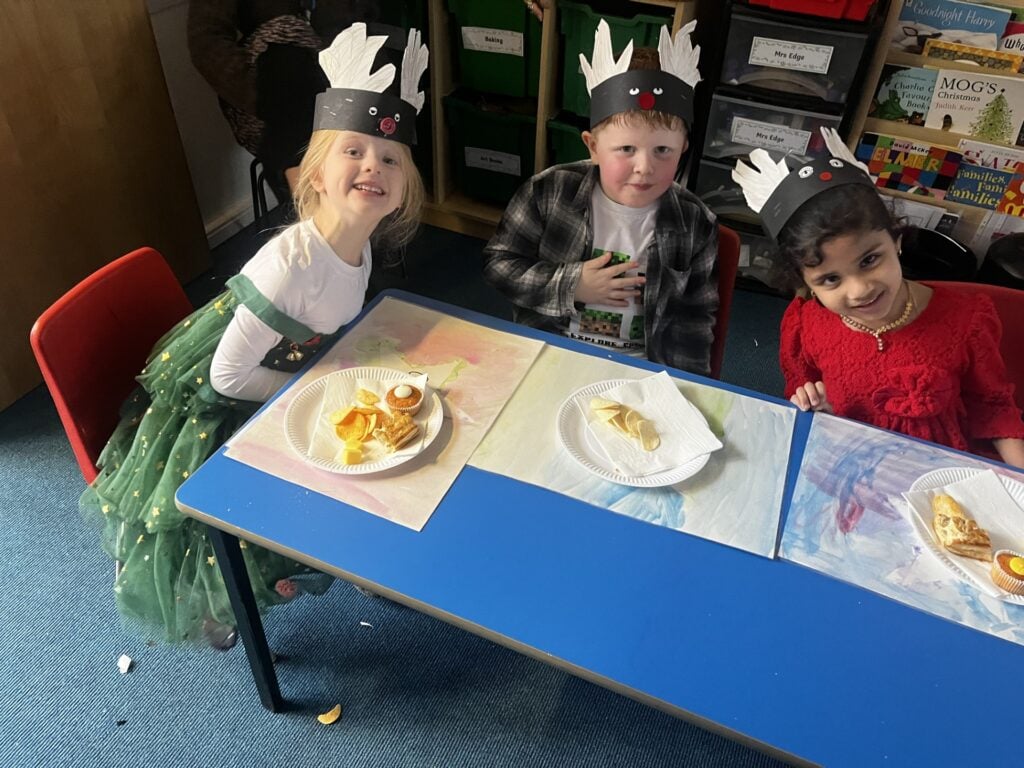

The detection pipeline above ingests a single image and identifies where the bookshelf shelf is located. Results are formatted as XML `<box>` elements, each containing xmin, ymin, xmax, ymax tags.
<box><xmin>861</xmin><ymin>117</ymin><xmax>1022</xmax><ymax>152</ymax></box>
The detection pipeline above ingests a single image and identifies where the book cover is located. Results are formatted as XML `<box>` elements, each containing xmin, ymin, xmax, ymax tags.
<box><xmin>999</xmin><ymin>19</ymin><xmax>1024</xmax><ymax>59</ymax></box>
<box><xmin>995</xmin><ymin>162</ymin><xmax>1024</xmax><ymax>215</ymax></box>
<box><xmin>957</xmin><ymin>137</ymin><xmax>1024</xmax><ymax>167</ymax></box>
<box><xmin>925</xmin><ymin>68</ymin><xmax>1024</xmax><ymax>145</ymax></box>
<box><xmin>855</xmin><ymin>132</ymin><xmax>963</xmax><ymax>198</ymax></box>
<box><xmin>892</xmin><ymin>0</ymin><xmax>1012</xmax><ymax>53</ymax></box>
<box><xmin>869</xmin><ymin>65</ymin><xmax>938</xmax><ymax>124</ymax></box>
<box><xmin>923</xmin><ymin>38</ymin><xmax>1024</xmax><ymax>69</ymax></box>
<box><xmin>945</xmin><ymin>163</ymin><xmax>1016</xmax><ymax>207</ymax></box>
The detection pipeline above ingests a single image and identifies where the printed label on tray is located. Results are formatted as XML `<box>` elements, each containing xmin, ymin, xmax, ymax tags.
<box><xmin>461</xmin><ymin>27</ymin><xmax>524</xmax><ymax>57</ymax></box>
<box><xmin>465</xmin><ymin>147</ymin><xmax>522</xmax><ymax>176</ymax></box>
<box><xmin>731</xmin><ymin>117</ymin><xmax>811</xmax><ymax>155</ymax></box>
<box><xmin>748</xmin><ymin>37</ymin><xmax>834</xmax><ymax>75</ymax></box>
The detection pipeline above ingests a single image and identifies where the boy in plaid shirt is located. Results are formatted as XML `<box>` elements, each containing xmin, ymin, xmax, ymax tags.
<box><xmin>483</xmin><ymin>22</ymin><xmax>718</xmax><ymax>375</ymax></box>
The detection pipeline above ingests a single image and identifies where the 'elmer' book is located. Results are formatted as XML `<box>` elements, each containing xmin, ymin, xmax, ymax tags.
<box><xmin>855</xmin><ymin>132</ymin><xmax>962</xmax><ymax>199</ymax></box>
<box><xmin>891</xmin><ymin>0</ymin><xmax>1011</xmax><ymax>54</ymax></box>
<box><xmin>870</xmin><ymin>65</ymin><xmax>937</xmax><ymax>124</ymax></box>
<box><xmin>924</xmin><ymin>68</ymin><xmax>1024</xmax><ymax>145</ymax></box>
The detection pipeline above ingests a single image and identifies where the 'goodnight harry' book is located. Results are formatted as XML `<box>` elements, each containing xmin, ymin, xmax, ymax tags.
<box><xmin>892</xmin><ymin>0</ymin><xmax>1011</xmax><ymax>54</ymax></box>
<box><xmin>925</xmin><ymin>69</ymin><xmax>1024</xmax><ymax>145</ymax></box>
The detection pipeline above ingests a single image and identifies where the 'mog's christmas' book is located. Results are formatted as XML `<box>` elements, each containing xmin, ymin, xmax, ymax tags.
<box><xmin>925</xmin><ymin>69</ymin><xmax>1024</xmax><ymax>145</ymax></box>
<box><xmin>870</xmin><ymin>65</ymin><xmax>937</xmax><ymax>124</ymax></box>
<box><xmin>855</xmin><ymin>132</ymin><xmax>963</xmax><ymax>198</ymax></box>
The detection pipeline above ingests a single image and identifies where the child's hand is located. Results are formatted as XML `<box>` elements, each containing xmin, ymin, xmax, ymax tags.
<box><xmin>790</xmin><ymin>381</ymin><xmax>833</xmax><ymax>413</ymax></box>
<box><xmin>574</xmin><ymin>252</ymin><xmax>645</xmax><ymax>307</ymax></box>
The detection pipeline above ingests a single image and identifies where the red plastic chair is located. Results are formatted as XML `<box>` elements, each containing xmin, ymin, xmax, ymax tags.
<box><xmin>920</xmin><ymin>280</ymin><xmax>1024</xmax><ymax>415</ymax></box>
<box><xmin>710</xmin><ymin>224</ymin><xmax>741</xmax><ymax>380</ymax></box>
<box><xmin>30</xmin><ymin>247</ymin><xmax>193</xmax><ymax>484</ymax></box>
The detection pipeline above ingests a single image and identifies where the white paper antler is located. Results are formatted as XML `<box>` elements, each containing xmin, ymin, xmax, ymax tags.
<box><xmin>657</xmin><ymin>20</ymin><xmax>701</xmax><ymax>88</ymax></box>
<box><xmin>400</xmin><ymin>28</ymin><xmax>429</xmax><ymax>113</ymax></box>
<box><xmin>319</xmin><ymin>22</ymin><xmax>395</xmax><ymax>93</ymax></box>
<box><xmin>731</xmin><ymin>149</ymin><xmax>793</xmax><ymax>213</ymax></box>
<box><xmin>579</xmin><ymin>19</ymin><xmax>633</xmax><ymax>95</ymax></box>
<box><xmin>820</xmin><ymin>127</ymin><xmax>871</xmax><ymax>175</ymax></box>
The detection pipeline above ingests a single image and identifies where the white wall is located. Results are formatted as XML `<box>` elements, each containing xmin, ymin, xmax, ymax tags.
<box><xmin>146</xmin><ymin>0</ymin><xmax>279</xmax><ymax>246</ymax></box>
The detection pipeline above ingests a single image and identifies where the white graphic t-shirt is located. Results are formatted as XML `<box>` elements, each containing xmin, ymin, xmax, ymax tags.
<box><xmin>567</xmin><ymin>186</ymin><xmax>658</xmax><ymax>358</ymax></box>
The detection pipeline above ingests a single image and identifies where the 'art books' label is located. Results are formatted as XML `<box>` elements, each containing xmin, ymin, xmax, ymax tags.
<box><xmin>461</xmin><ymin>27</ymin><xmax>524</xmax><ymax>57</ymax></box>
<box><xmin>465</xmin><ymin>147</ymin><xmax>521</xmax><ymax>176</ymax></box>
<box><xmin>748</xmin><ymin>37</ymin><xmax>834</xmax><ymax>75</ymax></box>
<box><xmin>731</xmin><ymin>117</ymin><xmax>811</xmax><ymax>155</ymax></box>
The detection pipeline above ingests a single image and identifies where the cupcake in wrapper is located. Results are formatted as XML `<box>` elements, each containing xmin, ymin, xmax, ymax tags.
<box><xmin>991</xmin><ymin>549</ymin><xmax>1024</xmax><ymax>596</ymax></box>
<box><xmin>386</xmin><ymin>383</ymin><xmax>423</xmax><ymax>416</ymax></box>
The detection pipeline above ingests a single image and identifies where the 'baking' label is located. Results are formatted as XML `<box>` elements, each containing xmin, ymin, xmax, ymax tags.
<box><xmin>748</xmin><ymin>37</ymin><xmax>833</xmax><ymax>74</ymax></box>
<box><xmin>461</xmin><ymin>27</ymin><xmax>524</xmax><ymax>56</ymax></box>
<box><xmin>731</xmin><ymin>117</ymin><xmax>811</xmax><ymax>155</ymax></box>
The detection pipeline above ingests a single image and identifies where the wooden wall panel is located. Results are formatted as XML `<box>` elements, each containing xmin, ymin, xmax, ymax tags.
<box><xmin>0</xmin><ymin>0</ymin><xmax>210</xmax><ymax>410</ymax></box>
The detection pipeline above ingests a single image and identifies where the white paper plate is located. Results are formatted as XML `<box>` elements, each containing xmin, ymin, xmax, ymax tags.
<box><xmin>285</xmin><ymin>367</ymin><xmax>444</xmax><ymax>475</ymax></box>
<box><xmin>556</xmin><ymin>379</ymin><xmax>711</xmax><ymax>488</ymax></box>
<box><xmin>908</xmin><ymin>467</ymin><xmax>1024</xmax><ymax>605</ymax></box>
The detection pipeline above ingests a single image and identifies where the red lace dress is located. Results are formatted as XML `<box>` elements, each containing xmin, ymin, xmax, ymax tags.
<box><xmin>780</xmin><ymin>285</ymin><xmax>1024</xmax><ymax>453</ymax></box>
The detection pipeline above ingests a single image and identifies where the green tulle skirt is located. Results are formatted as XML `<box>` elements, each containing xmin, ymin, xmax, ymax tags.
<box><xmin>80</xmin><ymin>290</ymin><xmax>330</xmax><ymax>643</ymax></box>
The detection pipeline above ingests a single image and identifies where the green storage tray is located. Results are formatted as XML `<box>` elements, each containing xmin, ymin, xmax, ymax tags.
<box><xmin>444</xmin><ymin>94</ymin><xmax>536</xmax><ymax>205</ymax></box>
<box><xmin>559</xmin><ymin>1</ymin><xmax>670</xmax><ymax>118</ymax></box>
<box><xmin>446</xmin><ymin>0</ymin><xmax>541</xmax><ymax>98</ymax></box>
<box><xmin>548</xmin><ymin>118</ymin><xmax>590</xmax><ymax>167</ymax></box>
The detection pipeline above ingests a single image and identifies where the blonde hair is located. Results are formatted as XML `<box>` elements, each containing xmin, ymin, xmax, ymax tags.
<box><xmin>591</xmin><ymin>47</ymin><xmax>688</xmax><ymax>137</ymax></box>
<box><xmin>293</xmin><ymin>130</ymin><xmax>426</xmax><ymax>249</ymax></box>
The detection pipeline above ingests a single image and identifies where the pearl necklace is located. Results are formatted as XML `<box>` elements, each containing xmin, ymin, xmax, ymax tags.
<box><xmin>840</xmin><ymin>282</ymin><xmax>915</xmax><ymax>352</ymax></box>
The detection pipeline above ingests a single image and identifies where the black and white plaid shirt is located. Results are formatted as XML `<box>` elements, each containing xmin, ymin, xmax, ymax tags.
<box><xmin>483</xmin><ymin>161</ymin><xmax>719</xmax><ymax>375</ymax></box>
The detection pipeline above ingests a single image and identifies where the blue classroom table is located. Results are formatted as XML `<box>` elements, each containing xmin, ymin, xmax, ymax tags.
<box><xmin>176</xmin><ymin>290</ymin><xmax>1024</xmax><ymax>766</ymax></box>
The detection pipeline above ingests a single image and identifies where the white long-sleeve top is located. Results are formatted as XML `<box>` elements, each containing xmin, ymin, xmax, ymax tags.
<box><xmin>210</xmin><ymin>219</ymin><xmax>372</xmax><ymax>402</ymax></box>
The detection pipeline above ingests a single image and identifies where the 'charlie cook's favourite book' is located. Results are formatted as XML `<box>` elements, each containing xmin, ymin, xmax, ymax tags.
<box><xmin>924</xmin><ymin>68</ymin><xmax>1024</xmax><ymax>145</ymax></box>
<box><xmin>870</xmin><ymin>65</ymin><xmax>938</xmax><ymax>124</ymax></box>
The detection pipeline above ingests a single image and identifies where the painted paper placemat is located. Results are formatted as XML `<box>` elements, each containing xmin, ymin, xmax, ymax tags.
<box><xmin>469</xmin><ymin>346</ymin><xmax>796</xmax><ymax>558</ymax></box>
<box><xmin>225</xmin><ymin>297</ymin><xmax>544</xmax><ymax>530</ymax></box>
<box><xmin>780</xmin><ymin>414</ymin><xmax>1024</xmax><ymax>646</ymax></box>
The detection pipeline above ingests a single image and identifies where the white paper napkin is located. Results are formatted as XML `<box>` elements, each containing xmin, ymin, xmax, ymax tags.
<box><xmin>903</xmin><ymin>469</ymin><xmax>1024</xmax><ymax>598</ymax></box>
<box><xmin>308</xmin><ymin>372</ymin><xmax>429</xmax><ymax>463</ymax></box>
<box><xmin>580</xmin><ymin>371</ymin><xmax>723</xmax><ymax>477</ymax></box>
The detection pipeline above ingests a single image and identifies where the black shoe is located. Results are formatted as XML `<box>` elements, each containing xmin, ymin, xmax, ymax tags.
<box><xmin>203</xmin><ymin>619</ymin><xmax>239</xmax><ymax>651</ymax></box>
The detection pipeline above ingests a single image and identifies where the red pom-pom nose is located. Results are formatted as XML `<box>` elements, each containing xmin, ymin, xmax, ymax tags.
<box><xmin>819</xmin><ymin>171</ymin><xmax>833</xmax><ymax>181</ymax></box>
<box><xmin>379</xmin><ymin>117</ymin><xmax>397</xmax><ymax>135</ymax></box>
<box><xmin>637</xmin><ymin>92</ymin><xmax>655</xmax><ymax>110</ymax></box>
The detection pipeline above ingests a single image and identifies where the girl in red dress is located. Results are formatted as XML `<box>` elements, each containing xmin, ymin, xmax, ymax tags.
<box><xmin>733</xmin><ymin>132</ymin><xmax>1024</xmax><ymax>468</ymax></box>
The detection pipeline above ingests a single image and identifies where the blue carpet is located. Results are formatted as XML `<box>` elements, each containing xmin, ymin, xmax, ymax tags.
<box><xmin>0</xmin><ymin>221</ymin><xmax>792</xmax><ymax>767</ymax></box>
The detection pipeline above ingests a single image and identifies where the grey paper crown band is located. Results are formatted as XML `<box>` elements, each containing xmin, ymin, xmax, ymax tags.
<box><xmin>313</xmin><ymin>89</ymin><xmax>418</xmax><ymax>145</ymax></box>
<box><xmin>590</xmin><ymin>70</ymin><xmax>694</xmax><ymax>129</ymax></box>
<box><xmin>761</xmin><ymin>158</ymin><xmax>876</xmax><ymax>241</ymax></box>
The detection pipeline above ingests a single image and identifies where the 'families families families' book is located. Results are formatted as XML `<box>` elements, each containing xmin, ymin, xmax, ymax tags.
<box><xmin>855</xmin><ymin>132</ymin><xmax>962</xmax><ymax>198</ymax></box>
<box><xmin>925</xmin><ymin>68</ymin><xmax>1024</xmax><ymax>145</ymax></box>
<box><xmin>945</xmin><ymin>163</ymin><xmax>1016</xmax><ymax>207</ymax></box>
<box><xmin>923</xmin><ymin>38</ymin><xmax>1024</xmax><ymax>69</ymax></box>
<box><xmin>869</xmin><ymin>65</ymin><xmax>937</xmax><ymax>124</ymax></box>
<box><xmin>892</xmin><ymin>0</ymin><xmax>1012</xmax><ymax>53</ymax></box>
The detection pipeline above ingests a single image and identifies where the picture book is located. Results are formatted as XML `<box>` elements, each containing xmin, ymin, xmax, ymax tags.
<box><xmin>969</xmin><ymin>209</ymin><xmax>1024</xmax><ymax>254</ymax></box>
<box><xmin>855</xmin><ymin>132</ymin><xmax>963</xmax><ymax>198</ymax></box>
<box><xmin>924</xmin><ymin>68</ymin><xmax>1024</xmax><ymax>145</ymax></box>
<box><xmin>945</xmin><ymin>163</ymin><xmax>1016</xmax><ymax>207</ymax></box>
<box><xmin>923</xmin><ymin>38</ymin><xmax>1024</xmax><ymax>69</ymax></box>
<box><xmin>995</xmin><ymin>162</ymin><xmax>1024</xmax><ymax>215</ymax></box>
<box><xmin>957</xmin><ymin>137</ymin><xmax>1024</xmax><ymax>167</ymax></box>
<box><xmin>999</xmin><ymin>19</ymin><xmax>1024</xmax><ymax>59</ymax></box>
<box><xmin>869</xmin><ymin>65</ymin><xmax>937</xmax><ymax>124</ymax></box>
<box><xmin>892</xmin><ymin>0</ymin><xmax>1012</xmax><ymax>54</ymax></box>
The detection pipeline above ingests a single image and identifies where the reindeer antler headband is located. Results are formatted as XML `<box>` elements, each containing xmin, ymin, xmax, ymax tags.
<box><xmin>313</xmin><ymin>24</ymin><xmax>429</xmax><ymax>145</ymax></box>
<box><xmin>731</xmin><ymin>128</ymin><xmax>876</xmax><ymax>241</ymax></box>
<box><xmin>580</xmin><ymin>20</ymin><xmax>701</xmax><ymax>129</ymax></box>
